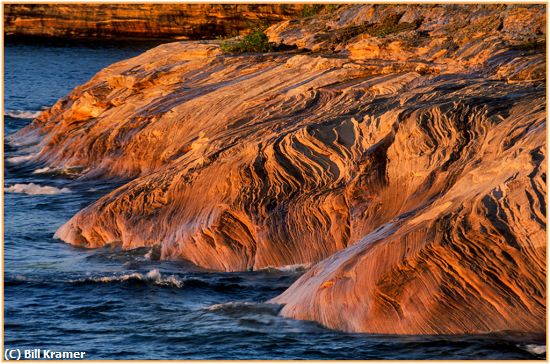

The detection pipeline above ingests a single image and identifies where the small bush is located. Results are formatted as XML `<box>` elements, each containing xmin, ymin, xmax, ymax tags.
<box><xmin>220</xmin><ymin>26</ymin><xmax>277</xmax><ymax>53</ymax></box>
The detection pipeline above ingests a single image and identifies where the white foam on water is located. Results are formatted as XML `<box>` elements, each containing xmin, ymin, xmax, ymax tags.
<box><xmin>32</xmin><ymin>166</ymin><xmax>83</xmax><ymax>177</ymax></box>
<box><xmin>274</xmin><ymin>263</ymin><xmax>311</xmax><ymax>272</ymax></box>
<box><xmin>260</xmin><ymin>263</ymin><xmax>311</xmax><ymax>273</ymax></box>
<box><xmin>522</xmin><ymin>344</ymin><xmax>546</xmax><ymax>356</ymax></box>
<box><xmin>146</xmin><ymin>269</ymin><xmax>161</xmax><ymax>281</ymax></box>
<box><xmin>5</xmin><ymin>183</ymin><xmax>71</xmax><ymax>195</ymax></box>
<box><xmin>32</xmin><ymin>167</ymin><xmax>52</xmax><ymax>174</ymax></box>
<box><xmin>4</xmin><ymin>110</ymin><xmax>41</xmax><ymax>119</ymax></box>
<box><xmin>6</xmin><ymin>153</ymin><xmax>37</xmax><ymax>164</ymax></box>
<box><xmin>73</xmin><ymin>269</ymin><xmax>184</xmax><ymax>288</ymax></box>
<box><xmin>144</xmin><ymin>249</ymin><xmax>154</xmax><ymax>260</ymax></box>
<box><xmin>6</xmin><ymin>129</ymin><xmax>42</xmax><ymax>148</ymax></box>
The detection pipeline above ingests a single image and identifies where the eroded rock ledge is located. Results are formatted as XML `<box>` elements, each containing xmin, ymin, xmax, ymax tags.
<box><xmin>13</xmin><ymin>4</ymin><xmax>546</xmax><ymax>335</ymax></box>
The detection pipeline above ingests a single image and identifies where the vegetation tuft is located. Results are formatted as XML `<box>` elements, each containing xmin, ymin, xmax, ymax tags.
<box><xmin>219</xmin><ymin>25</ymin><xmax>298</xmax><ymax>54</ymax></box>
<box><xmin>220</xmin><ymin>26</ymin><xmax>276</xmax><ymax>53</ymax></box>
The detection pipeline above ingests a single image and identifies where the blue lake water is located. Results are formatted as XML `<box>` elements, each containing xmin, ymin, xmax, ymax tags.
<box><xmin>3</xmin><ymin>39</ymin><xmax>546</xmax><ymax>360</ymax></box>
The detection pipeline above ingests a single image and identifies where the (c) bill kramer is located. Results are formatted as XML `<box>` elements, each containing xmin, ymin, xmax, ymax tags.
<box><xmin>23</xmin><ymin>349</ymin><xmax>86</xmax><ymax>359</ymax></box>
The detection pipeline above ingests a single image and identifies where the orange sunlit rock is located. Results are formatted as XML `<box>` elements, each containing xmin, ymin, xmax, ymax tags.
<box><xmin>13</xmin><ymin>4</ymin><xmax>546</xmax><ymax>335</ymax></box>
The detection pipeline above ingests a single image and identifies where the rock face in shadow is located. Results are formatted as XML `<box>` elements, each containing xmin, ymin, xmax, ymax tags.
<box><xmin>12</xmin><ymin>4</ymin><xmax>545</xmax><ymax>334</ymax></box>
<box><xmin>4</xmin><ymin>4</ymin><xmax>304</xmax><ymax>39</ymax></box>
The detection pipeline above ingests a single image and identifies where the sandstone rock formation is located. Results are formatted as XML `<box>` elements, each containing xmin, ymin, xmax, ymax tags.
<box><xmin>11</xmin><ymin>4</ymin><xmax>546</xmax><ymax>334</ymax></box>
<box><xmin>4</xmin><ymin>4</ymin><xmax>304</xmax><ymax>39</ymax></box>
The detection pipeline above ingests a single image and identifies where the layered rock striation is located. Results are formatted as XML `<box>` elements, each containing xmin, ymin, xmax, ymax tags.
<box><xmin>12</xmin><ymin>4</ymin><xmax>546</xmax><ymax>334</ymax></box>
<box><xmin>4</xmin><ymin>4</ymin><xmax>304</xmax><ymax>39</ymax></box>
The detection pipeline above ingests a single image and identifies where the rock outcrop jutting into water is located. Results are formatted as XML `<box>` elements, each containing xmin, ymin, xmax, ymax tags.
<box><xmin>12</xmin><ymin>5</ymin><xmax>546</xmax><ymax>335</ymax></box>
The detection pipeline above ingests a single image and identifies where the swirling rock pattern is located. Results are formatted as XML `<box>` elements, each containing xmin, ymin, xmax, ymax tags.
<box><xmin>13</xmin><ymin>5</ymin><xmax>545</xmax><ymax>334</ymax></box>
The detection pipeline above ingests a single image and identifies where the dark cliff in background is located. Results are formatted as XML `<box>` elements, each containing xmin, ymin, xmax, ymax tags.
<box><xmin>3</xmin><ymin>4</ymin><xmax>305</xmax><ymax>40</ymax></box>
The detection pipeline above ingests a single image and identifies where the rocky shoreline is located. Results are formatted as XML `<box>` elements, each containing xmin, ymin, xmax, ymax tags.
<box><xmin>11</xmin><ymin>4</ymin><xmax>546</xmax><ymax>335</ymax></box>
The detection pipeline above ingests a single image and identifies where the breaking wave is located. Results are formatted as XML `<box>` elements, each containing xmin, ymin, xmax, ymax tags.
<box><xmin>6</xmin><ymin>153</ymin><xmax>37</xmax><ymax>164</ymax></box>
<box><xmin>70</xmin><ymin>269</ymin><xmax>184</xmax><ymax>288</ymax></box>
<box><xmin>259</xmin><ymin>263</ymin><xmax>311</xmax><ymax>273</ymax></box>
<box><xmin>67</xmin><ymin>269</ymin><xmax>264</xmax><ymax>293</ymax></box>
<box><xmin>5</xmin><ymin>183</ymin><xmax>71</xmax><ymax>195</ymax></box>
<box><xmin>32</xmin><ymin>166</ymin><xmax>85</xmax><ymax>177</ymax></box>
<box><xmin>520</xmin><ymin>344</ymin><xmax>546</xmax><ymax>356</ymax></box>
<box><xmin>32</xmin><ymin>167</ymin><xmax>51</xmax><ymax>174</ymax></box>
<box><xmin>4</xmin><ymin>110</ymin><xmax>41</xmax><ymax>119</ymax></box>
